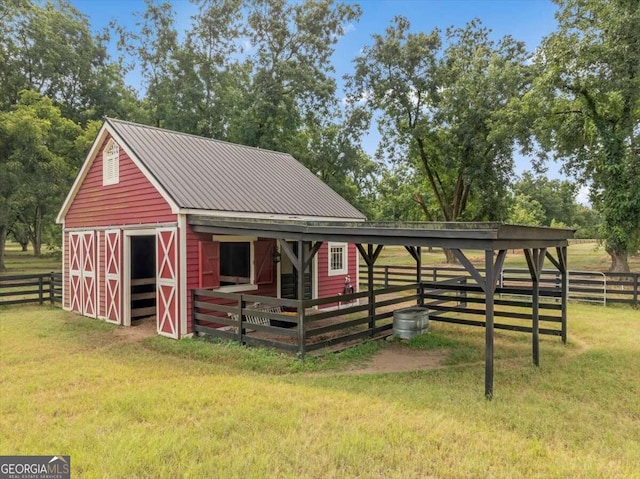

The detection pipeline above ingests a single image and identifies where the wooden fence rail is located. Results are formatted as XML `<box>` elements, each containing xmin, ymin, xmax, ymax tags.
<box><xmin>0</xmin><ymin>272</ymin><xmax>62</xmax><ymax>306</ymax></box>
<box><xmin>360</xmin><ymin>265</ymin><xmax>639</xmax><ymax>307</ymax></box>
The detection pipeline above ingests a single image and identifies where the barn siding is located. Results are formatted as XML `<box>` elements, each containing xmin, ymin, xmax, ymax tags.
<box><xmin>97</xmin><ymin>231</ymin><xmax>105</xmax><ymax>319</ymax></box>
<box><xmin>185</xmin><ymin>225</ymin><xmax>278</xmax><ymax>334</ymax></box>
<box><xmin>65</xmin><ymin>133</ymin><xmax>176</xmax><ymax>228</ymax></box>
<box><xmin>63</xmin><ymin>231</ymin><xmax>70</xmax><ymax>310</ymax></box>
<box><xmin>316</xmin><ymin>243</ymin><xmax>359</xmax><ymax>308</ymax></box>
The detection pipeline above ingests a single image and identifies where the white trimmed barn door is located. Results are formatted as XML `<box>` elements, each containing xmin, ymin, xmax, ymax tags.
<box><xmin>81</xmin><ymin>231</ymin><xmax>97</xmax><ymax>318</ymax></box>
<box><xmin>156</xmin><ymin>228</ymin><xmax>179</xmax><ymax>338</ymax></box>
<box><xmin>105</xmin><ymin>229</ymin><xmax>121</xmax><ymax>324</ymax></box>
<box><xmin>69</xmin><ymin>232</ymin><xmax>82</xmax><ymax>313</ymax></box>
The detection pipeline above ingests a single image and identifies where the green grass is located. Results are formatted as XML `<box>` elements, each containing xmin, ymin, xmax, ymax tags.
<box><xmin>1</xmin><ymin>304</ymin><xmax>639</xmax><ymax>478</ymax></box>
<box><xmin>1</xmin><ymin>242</ymin><xmax>61</xmax><ymax>274</ymax></box>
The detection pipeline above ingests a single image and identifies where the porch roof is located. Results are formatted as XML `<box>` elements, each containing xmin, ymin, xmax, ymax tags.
<box><xmin>188</xmin><ymin>216</ymin><xmax>574</xmax><ymax>250</ymax></box>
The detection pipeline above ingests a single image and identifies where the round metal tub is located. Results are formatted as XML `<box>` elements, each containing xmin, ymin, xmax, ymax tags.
<box><xmin>393</xmin><ymin>307</ymin><xmax>429</xmax><ymax>339</ymax></box>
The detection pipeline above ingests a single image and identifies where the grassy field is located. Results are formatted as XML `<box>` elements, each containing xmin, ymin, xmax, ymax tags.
<box><xmin>1</xmin><ymin>304</ymin><xmax>639</xmax><ymax>478</ymax></box>
<box><xmin>1</xmin><ymin>242</ymin><xmax>61</xmax><ymax>274</ymax></box>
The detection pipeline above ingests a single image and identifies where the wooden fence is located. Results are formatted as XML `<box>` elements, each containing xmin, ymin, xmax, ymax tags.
<box><xmin>193</xmin><ymin>275</ymin><xmax>564</xmax><ymax>355</ymax></box>
<box><xmin>0</xmin><ymin>272</ymin><xmax>62</xmax><ymax>306</ymax></box>
<box><xmin>361</xmin><ymin>265</ymin><xmax>639</xmax><ymax>307</ymax></box>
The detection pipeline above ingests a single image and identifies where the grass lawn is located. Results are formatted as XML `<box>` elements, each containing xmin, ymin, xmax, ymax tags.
<box><xmin>1</xmin><ymin>242</ymin><xmax>61</xmax><ymax>274</ymax></box>
<box><xmin>1</xmin><ymin>304</ymin><xmax>639</xmax><ymax>478</ymax></box>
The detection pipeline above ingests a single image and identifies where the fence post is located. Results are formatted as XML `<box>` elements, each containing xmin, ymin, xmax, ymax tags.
<box><xmin>433</xmin><ymin>268</ymin><xmax>437</xmax><ymax>282</ymax></box>
<box><xmin>192</xmin><ymin>289</ymin><xmax>197</xmax><ymax>335</ymax></box>
<box><xmin>49</xmin><ymin>272</ymin><xmax>54</xmax><ymax>305</ymax></box>
<box><xmin>297</xmin><ymin>300</ymin><xmax>306</xmax><ymax>358</ymax></box>
<box><xmin>237</xmin><ymin>295</ymin><xmax>245</xmax><ymax>344</ymax></box>
<box><xmin>384</xmin><ymin>266</ymin><xmax>389</xmax><ymax>288</ymax></box>
<box><xmin>38</xmin><ymin>275</ymin><xmax>44</xmax><ymax>305</ymax></box>
<box><xmin>459</xmin><ymin>278</ymin><xmax>467</xmax><ymax>308</ymax></box>
<box><xmin>633</xmin><ymin>274</ymin><xmax>638</xmax><ymax>308</ymax></box>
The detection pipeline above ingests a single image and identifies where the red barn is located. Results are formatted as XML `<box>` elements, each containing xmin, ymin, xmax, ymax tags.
<box><xmin>57</xmin><ymin>119</ymin><xmax>365</xmax><ymax>338</ymax></box>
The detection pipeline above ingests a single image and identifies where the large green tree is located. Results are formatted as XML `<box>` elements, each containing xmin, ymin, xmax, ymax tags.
<box><xmin>348</xmin><ymin>17</ymin><xmax>531</xmax><ymax>261</ymax></box>
<box><xmin>530</xmin><ymin>0</ymin><xmax>640</xmax><ymax>271</ymax></box>
<box><xmin>0</xmin><ymin>0</ymin><xmax>138</xmax><ymax>124</ymax></box>
<box><xmin>0</xmin><ymin>91</ymin><xmax>83</xmax><ymax>267</ymax></box>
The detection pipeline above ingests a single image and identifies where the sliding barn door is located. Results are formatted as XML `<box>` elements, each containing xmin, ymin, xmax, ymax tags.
<box><xmin>156</xmin><ymin>228</ymin><xmax>179</xmax><ymax>338</ymax></box>
<box><xmin>81</xmin><ymin>232</ymin><xmax>97</xmax><ymax>318</ymax></box>
<box><xmin>105</xmin><ymin>229</ymin><xmax>121</xmax><ymax>324</ymax></box>
<box><xmin>69</xmin><ymin>232</ymin><xmax>82</xmax><ymax>313</ymax></box>
<box><xmin>67</xmin><ymin>231</ymin><xmax>97</xmax><ymax>317</ymax></box>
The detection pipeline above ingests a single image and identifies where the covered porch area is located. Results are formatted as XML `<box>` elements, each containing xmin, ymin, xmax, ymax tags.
<box><xmin>189</xmin><ymin>217</ymin><xmax>573</xmax><ymax>398</ymax></box>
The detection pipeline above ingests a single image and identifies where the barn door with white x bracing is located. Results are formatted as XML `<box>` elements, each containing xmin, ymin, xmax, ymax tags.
<box><xmin>156</xmin><ymin>227</ymin><xmax>179</xmax><ymax>338</ymax></box>
<box><xmin>104</xmin><ymin>229</ymin><xmax>121</xmax><ymax>324</ymax></box>
<box><xmin>68</xmin><ymin>232</ymin><xmax>82</xmax><ymax>313</ymax></box>
<box><xmin>81</xmin><ymin>231</ymin><xmax>97</xmax><ymax>318</ymax></box>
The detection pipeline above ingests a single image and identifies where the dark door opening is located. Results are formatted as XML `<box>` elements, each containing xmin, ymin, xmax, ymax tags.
<box><xmin>130</xmin><ymin>235</ymin><xmax>156</xmax><ymax>322</ymax></box>
<box><xmin>281</xmin><ymin>241</ymin><xmax>312</xmax><ymax>300</ymax></box>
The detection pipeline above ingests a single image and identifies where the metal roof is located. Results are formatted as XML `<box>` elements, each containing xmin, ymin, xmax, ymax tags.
<box><xmin>106</xmin><ymin>118</ymin><xmax>366</xmax><ymax>220</ymax></box>
<box><xmin>188</xmin><ymin>216</ymin><xmax>575</xmax><ymax>250</ymax></box>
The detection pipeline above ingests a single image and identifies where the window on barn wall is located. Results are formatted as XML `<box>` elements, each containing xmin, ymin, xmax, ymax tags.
<box><xmin>102</xmin><ymin>139</ymin><xmax>120</xmax><ymax>186</ymax></box>
<box><xmin>199</xmin><ymin>237</ymin><xmax>274</xmax><ymax>291</ymax></box>
<box><xmin>328</xmin><ymin>242</ymin><xmax>348</xmax><ymax>276</ymax></box>
<box><xmin>220</xmin><ymin>242</ymin><xmax>251</xmax><ymax>285</ymax></box>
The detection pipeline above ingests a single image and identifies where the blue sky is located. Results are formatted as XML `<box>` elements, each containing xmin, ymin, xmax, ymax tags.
<box><xmin>70</xmin><ymin>0</ymin><xmax>576</xmax><ymax>188</ymax></box>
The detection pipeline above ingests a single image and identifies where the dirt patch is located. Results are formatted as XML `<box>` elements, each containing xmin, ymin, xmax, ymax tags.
<box><xmin>340</xmin><ymin>342</ymin><xmax>449</xmax><ymax>375</ymax></box>
<box><xmin>112</xmin><ymin>317</ymin><xmax>156</xmax><ymax>342</ymax></box>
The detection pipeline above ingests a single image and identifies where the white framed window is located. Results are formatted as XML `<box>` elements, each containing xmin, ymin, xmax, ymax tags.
<box><xmin>102</xmin><ymin>139</ymin><xmax>120</xmax><ymax>186</ymax></box>
<box><xmin>328</xmin><ymin>242</ymin><xmax>348</xmax><ymax>276</ymax></box>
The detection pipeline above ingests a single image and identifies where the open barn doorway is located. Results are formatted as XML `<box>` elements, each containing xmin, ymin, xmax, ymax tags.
<box><xmin>123</xmin><ymin>232</ymin><xmax>156</xmax><ymax>327</ymax></box>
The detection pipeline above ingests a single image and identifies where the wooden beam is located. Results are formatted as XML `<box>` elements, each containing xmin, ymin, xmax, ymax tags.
<box><xmin>303</xmin><ymin>241</ymin><xmax>323</xmax><ymax>272</ymax></box>
<box><xmin>484</xmin><ymin>249</ymin><xmax>495</xmax><ymax>399</ymax></box>
<box><xmin>452</xmin><ymin>249</ymin><xmax>487</xmax><ymax>292</ymax></box>
<box><xmin>278</xmin><ymin>239</ymin><xmax>298</xmax><ymax>267</ymax></box>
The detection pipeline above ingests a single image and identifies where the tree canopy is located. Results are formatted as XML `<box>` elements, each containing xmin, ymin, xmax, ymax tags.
<box><xmin>530</xmin><ymin>0</ymin><xmax>640</xmax><ymax>271</ymax></box>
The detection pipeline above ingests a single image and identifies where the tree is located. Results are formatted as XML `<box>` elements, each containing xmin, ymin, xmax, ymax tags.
<box><xmin>347</xmin><ymin>17</ymin><xmax>531</xmax><ymax>261</ymax></box>
<box><xmin>0</xmin><ymin>0</ymin><xmax>138</xmax><ymax>124</ymax></box>
<box><xmin>530</xmin><ymin>0</ymin><xmax>640</xmax><ymax>271</ymax></box>
<box><xmin>0</xmin><ymin>91</ymin><xmax>82</xmax><ymax>262</ymax></box>
<box><xmin>508</xmin><ymin>194</ymin><xmax>547</xmax><ymax>226</ymax></box>
<box><xmin>512</xmin><ymin>172</ymin><xmax>579</xmax><ymax>226</ymax></box>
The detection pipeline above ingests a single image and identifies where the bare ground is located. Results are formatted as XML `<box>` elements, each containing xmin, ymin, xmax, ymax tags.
<box><xmin>111</xmin><ymin>317</ymin><xmax>451</xmax><ymax>375</ymax></box>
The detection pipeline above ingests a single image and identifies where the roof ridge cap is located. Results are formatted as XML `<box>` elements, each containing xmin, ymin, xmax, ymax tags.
<box><xmin>104</xmin><ymin>117</ymin><xmax>293</xmax><ymax>157</ymax></box>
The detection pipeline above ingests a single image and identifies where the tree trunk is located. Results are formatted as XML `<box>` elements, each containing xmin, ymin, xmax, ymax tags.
<box><xmin>31</xmin><ymin>206</ymin><xmax>42</xmax><ymax>257</ymax></box>
<box><xmin>0</xmin><ymin>225</ymin><xmax>7</xmax><ymax>271</ymax></box>
<box><xmin>607</xmin><ymin>248</ymin><xmax>630</xmax><ymax>273</ymax></box>
<box><xmin>443</xmin><ymin>248</ymin><xmax>458</xmax><ymax>264</ymax></box>
<box><xmin>20</xmin><ymin>241</ymin><xmax>28</xmax><ymax>252</ymax></box>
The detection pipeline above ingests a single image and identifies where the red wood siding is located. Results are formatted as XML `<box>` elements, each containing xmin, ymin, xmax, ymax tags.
<box><xmin>63</xmin><ymin>231</ymin><xmax>70</xmax><ymax>310</ymax></box>
<box><xmin>65</xmin><ymin>133</ymin><xmax>176</xmax><ymax>228</ymax></box>
<box><xmin>316</xmin><ymin>242</ymin><xmax>358</xmax><ymax>308</ymax></box>
<box><xmin>97</xmin><ymin>231</ymin><xmax>105</xmax><ymax>318</ymax></box>
<box><xmin>185</xmin><ymin>225</ymin><xmax>277</xmax><ymax>334</ymax></box>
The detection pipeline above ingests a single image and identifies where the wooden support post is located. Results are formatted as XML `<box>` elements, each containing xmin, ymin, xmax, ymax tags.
<box><xmin>558</xmin><ymin>246</ymin><xmax>568</xmax><ymax>344</ymax></box>
<box><xmin>525</xmin><ymin>248</ymin><xmax>546</xmax><ymax>367</ymax></box>
<box><xmin>38</xmin><ymin>275</ymin><xmax>44</xmax><ymax>305</ymax></box>
<box><xmin>237</xmin><ymin>295</ymin><xmax>245</xmax><ymax>344</ymax></box>
<box><xmin>356</xmin><ymin>243</ymin><xmax>383</xmax><ymax>336</ymax></box>
<box><xmin>49</xmin><ymin>272</ymin><xmax>54</xmax><ymax>305</ymax></box>
<box><xmin>367</xmin><ymin>244</ymin><xmax>375</xmax><ymax>333</ymax></box>
<box><xmin>297</xmin><ymin>240</ymin><xmax>306</xmax><ymax>357</ymax></box>
<box><xmin>485</xmin><ymin>249</ymin><xmax>495</xmax><ymax>400</ymax></box>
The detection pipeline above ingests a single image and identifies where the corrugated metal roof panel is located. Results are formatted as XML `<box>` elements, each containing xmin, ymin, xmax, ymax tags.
<box><xmin>106</xmin><ymin>118</ymin><xmax>365</xmax><ymax>220</ymax></box>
